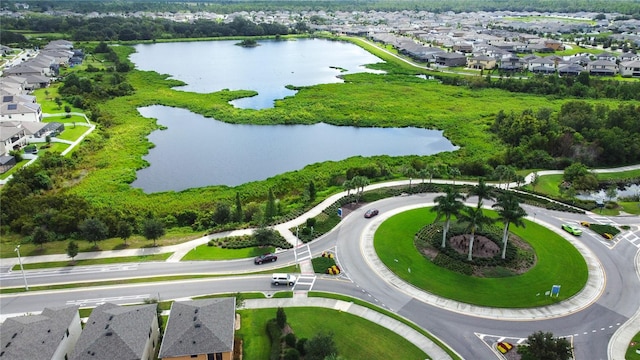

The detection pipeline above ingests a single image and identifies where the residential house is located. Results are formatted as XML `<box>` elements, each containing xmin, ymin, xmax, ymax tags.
<box><xmin>0</xmin><ymin>305</ymin><xmax>81</xmax><ymax>360</ymax></box>
<box><xmin>619</xmin><ymin>60</ymin><xmax>640</xmax><ymax>78</ymax></box>
<box><xmin>595</xmin><ymin>52</ymin><xmax>617</xmax><ymax>62</ymax></box>
<box><xmin>619</xmin><ymin>52</ymin><xmax>640</xmax><ymax>62</ymax></box>
<box><xmin>467</xmin><ymin>54</ymin><xmax>496</xmax><ymax>70</ymax></box>
<box><xmin>588</xmin><ymin>60</ymin><xmax>618</xmax><ymax>76</ymax></box>
<box><xmin>159</xmin><ymin>298</ymin><xmax>236</xmax><ymax>360</ymax></box>
<box><xmin>544</xmin><ymin>39</ymin><xmax>564</xmax><ymax>51</ymax></box>
<box><xmin>452</xmin><ymin>42</ymin><xmax>473</xmax><ymax>53</ymax></box>
<box><xmin>0</xmin><ymin>155</ymin><xmax>16</xmax><ymax>173</ymax></box>
<box><xmin>558</xmin><ymin>63</ymin><xmax>585</xmax><ymax>76</ymax></box>
<box><xmin>435</xmin><ymin>52</ymin><xmax>467</xmax><ymax>67</ymax></box>
<box><xmin>0</xmin><ymin>124</ymin><xmax>28</xmax><ymax>155</ymax></box>
<box><xmin>499</xmin><ymin>56</ymin><xmax>525</xmax><ymax>72</ymax></box>
<box><xmin>0</xmin><ymin>101</ymin><xmax>43</xmax><ymax>122</ymax></box>
<box><xmin>71</xmin><ymin>303</ymin><xmax>159</xmax><ymax>360</ymax></box>
<box><xmin>528</xmin><ymin>56</ymin><xmax>556</xmax><ymax>73</ymax></box>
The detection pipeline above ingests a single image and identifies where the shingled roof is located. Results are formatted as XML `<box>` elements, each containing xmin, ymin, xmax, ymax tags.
<box><xmin>71</xmin><ymin>303</ymin><xmax>157</xmax><ymax>360</ymax></box>
<box><xmin>0</xmin><ymin>305</ymin><xmax>79</xmax><ymax>360</ymax></box>
<box><xmin>159</xmin><ymin>298</ymin><xmax>235</xmax><ymax>359</ymax></box>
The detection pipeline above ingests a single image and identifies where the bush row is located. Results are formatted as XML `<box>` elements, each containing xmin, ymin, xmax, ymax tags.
<box><xmin>207</xmin><ymin>233</ymin><xmax>292</xmax><ymax>250</ymax></box>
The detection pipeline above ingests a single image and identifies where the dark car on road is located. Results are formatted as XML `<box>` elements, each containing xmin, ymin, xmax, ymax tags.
<box><xmin>364</xmin><ymin>209</ymin><xmax>379</xmax><ymax>218</ymax></box>
<box><xmin>254</xmin><ymin>253</ymin><xmax>278</xmax><ymax>265</ymax></box>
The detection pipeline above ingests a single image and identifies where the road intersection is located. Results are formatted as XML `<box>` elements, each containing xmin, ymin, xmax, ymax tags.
<box><xmin>1</xmin><ymin>179</ymin><xmax>639</xmax><ymax>359</ymax></box>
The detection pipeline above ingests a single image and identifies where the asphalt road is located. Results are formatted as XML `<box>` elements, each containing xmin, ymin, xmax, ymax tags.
<box><xmin>1</xmin><ymin>192</ymin><xmax>639</xmax><ymax>359</ymax></box>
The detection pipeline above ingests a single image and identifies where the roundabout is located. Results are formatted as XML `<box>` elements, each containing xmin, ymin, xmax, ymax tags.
<box><xmin>358</xmin><ymin>202</ymin><xmax>606</xmax><ymax>319</ymax></box>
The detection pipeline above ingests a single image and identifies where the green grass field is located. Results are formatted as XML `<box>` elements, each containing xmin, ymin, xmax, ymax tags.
<box><xmin>374</xmin><ymin>207</ymin><xmax>588</xmax><ymax>308</ymax></box>
<box><xmin>12</xmin><ymin>253</ymin><xmax>170</xmax><ymax>271</ymax></box>
<box><xmin>182</xmin><ymin>244</ymin><xmax>275</xmax><ymax>261</ymax></box>
<box><xmin>236</xmin><ymin>307</ymin><xmax>428</xmax><ymax>359</ymax></box>
<box><xmin>625</xmin><ymin>331</ymin><xmax>640</xmax><ymax>360</ymax></box>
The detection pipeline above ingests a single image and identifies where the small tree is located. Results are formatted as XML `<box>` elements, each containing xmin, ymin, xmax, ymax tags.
<box><xmin>64</xmin><ymin>105</ymin><xmax>71</xmax><ymax>114</ymax></box>
<box><xmin>253</xmin><ymin>226</ymin><xmax>276</xmax><ymax>247</ymax></box>
<box><xmin>305</xmin><ymin>332</ymin><xmax>338</xmax><ymax>360</ymax></box>
<box><xmin>54</xmin><ymin>97</ymin><xmax>62</xmax><ymax>109</ymax></box>
<box><xmin>116</xmin><ymin>221</ymin><xmax>132</xmax><ymax>246</ymax></box>
<box><xmin>31</xmin><ymin>226</ymin><xmax>50</xmax><ymax>249</ymax></box>
<box><xmin>265</xmin><ymin>188</ymin><xmax>277</xmax><ymax>223</ymax></box>
<box><xmin>308</xmin><ymin>180</ymin><xmax>316</xmax><ymax>202</ymax></box>
<box><xmin>142</xmin><ymin>218</ymin><xmax>165</xmax><ymax>247</ymax></box>
<box><xmin>67</xmin><ymin>241</ymin><xmax>79</xmax><ymax>262</ymax></box>
<box><xmin>78</xmin><ymin>218</ymin><xmax>109</xmax><ymax>247</ymax></box>
<box><xmin>605</xmin><ymin>185</ymin><xmax>618</xmax><ymax>202</ymax></box>
<box><xmin>233</xmin><ymin>192</ymin><xmax>243</xmax><ymax>223</ymax></box>
<box><xmin>519</xmin><ymin>331</ymin><xmax>572</xmax><ymax>360</ymax></box>
<box><xmin>276</xmin><ymin>307</ymin><xmax>287</xmax><ymax>329</ymax></box>
<box><xmin>530</xmin><ymin>172</ymin><xmax>540</xmax><ymax>192</ymax></box>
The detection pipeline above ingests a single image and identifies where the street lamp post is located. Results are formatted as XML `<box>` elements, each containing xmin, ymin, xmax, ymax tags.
<box><xmin>14</xmin><ymin>245</ymin><xmax>29</xmax><ymax>291</ymax></box>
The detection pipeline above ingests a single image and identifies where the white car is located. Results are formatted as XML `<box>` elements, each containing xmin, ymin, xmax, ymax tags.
<box><xmin>271</xmin><ymin>273</ymin><xmax>296</xmax><ymax>286</ymax></box>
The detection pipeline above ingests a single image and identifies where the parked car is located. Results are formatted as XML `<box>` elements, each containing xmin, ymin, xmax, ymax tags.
<box><xmin>254</xmin><ymin>253</ymin><xmax>277</xmax><ymax>265</ymax></box>
<box><xmin>364</xmin><ymin>209</ymin><xmax>379</xmax><ymax>218</ymax></box>
<box><xmin>271</xmin><ymin>273</ymin><xmax>296</xmax><ymax>286</ymax></box>
<box><xmin>562</xmin><ymin>224</ymin><xmax>582</xmax><ymax>236</ymax></box>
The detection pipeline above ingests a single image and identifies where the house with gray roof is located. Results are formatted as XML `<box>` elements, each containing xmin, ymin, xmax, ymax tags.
<box><xmin>0</xmin><ymin>101</ymin><xmax>42</xmax><ymax>122</ymax></box>
<box><xmin>71</xmin><ymin>303</ymin><xmax>159</xmax><ymax>360</ymax></box>
<box><xmin>588</xmin><ymin>59</ymin><xmax>618</xmax><ymax>76</ymax></box>
<box><xmin>0</xmin><ymin>305</ymin><xmax>81</xmax><ymax>360</ymax></box>
<box><xmin>619</xmin><ymin>60</ymin><xmax>640</xmax><ymax>78</ymax></box>
<box><xmin>435</xmin><ymin>52</ymin><xmax>467</xmax><ymax>67</ymax></box>
<box><xmin>159</xmin><ymin>298</ymin><xmax>236</xmax><ymax>360</ymax></box>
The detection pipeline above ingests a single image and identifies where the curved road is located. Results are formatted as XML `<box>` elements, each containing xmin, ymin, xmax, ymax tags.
<box><xmin>1</xmin><ymin>181</ymin><xmax>640</xmax><ymax>359</ymax></box>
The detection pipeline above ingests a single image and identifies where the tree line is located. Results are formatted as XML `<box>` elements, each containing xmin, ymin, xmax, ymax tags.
<box><xmin>5</xmin><ymin>0</ymin><xmax>640</xmax><ymax>16</ymax></box>
<box><xmin>492</xmin><ymin>100</ymin><xmax>640</xmax><ymax>169</ymax></box>
<box><xmin>0</xmin><ymin>15</ymin><xmax>293</xmax><ymax>46</ymax></box>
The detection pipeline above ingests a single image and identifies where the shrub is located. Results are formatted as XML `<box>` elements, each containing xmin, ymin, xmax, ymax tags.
<box><xmin>296</xmin><ymin>338</ymin><xmax>307</xmax><ymax>356</ymax></box>
<box><xmin>276</xmin><ymin>307</ymin><xmax>287</xmax><ymax>329</ymax></box>
<box><xmin>311</xmin><ymin>256</ymin><xmax>336</xmax><ymax>273</ymax></box>
<box><xmin>266</xmin><ymin>319</ymin><xmax>282</xmax><ymax>360</ymax></box>
<box><xmin>284</xmin><ymin>333</ymin><xmax>297</xmax><ymax>348</ymax></box>
<box><xmin>283</xmin><ymin>348</ymin><xmax>300</xmax><ymax>360</ymax></box>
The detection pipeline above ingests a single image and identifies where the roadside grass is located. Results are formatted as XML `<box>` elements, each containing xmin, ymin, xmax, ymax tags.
<box><xmin>374</xmin><ymin>207</ymin><xmax>588</xmax><ymax>308</ymax></box>
<box><xmin>0</xmin><ymin>265</ymin><xmax>301</xmax><ymax>295</ymax></box>
<box><xmin>625</xmin><ymin>331</ymin><xmax>640</xmax><ymax>360</ymax></box>
<box><xmin>10</xmin><ymin>253</ymin><xmax>171</xmax><ymax>271</ymax></box>
<box><xmin>236</xmin><ymin>307</ymin><xmax>429</xmax><ymax>360</ymax></box>
<box><xmin>308</xmin><ymin>291</ymin><xmax>460</xmax><ymax>360</ymax></box>
<box><xmin>182</xmin><ymin>245</ymin><xmax>275</xmax><ymax>261</ymax></box>
<box><xmin>0</xmin><ymin>227</ymin><xmax>203</xmax><ymax>258</ymax></box>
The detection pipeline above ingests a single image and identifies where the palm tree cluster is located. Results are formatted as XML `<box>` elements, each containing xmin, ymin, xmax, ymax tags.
<box><xmin>431</xmin><ymin>179</ymin><xmax>527</xmax><ymax>261</ymax></box>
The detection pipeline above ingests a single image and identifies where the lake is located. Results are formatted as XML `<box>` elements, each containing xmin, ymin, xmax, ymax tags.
<box><xmin>128</xmin><ymin>39</ymin><xmax>458</xmax><ymax>192</ymax></box>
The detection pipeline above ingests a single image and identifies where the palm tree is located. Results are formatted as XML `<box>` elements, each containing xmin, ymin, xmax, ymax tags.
<box><xmin>467</xmin><ymin>178</ymin><xmax>494</xmax><ymax>208</ymax></box>
<box><xmin>342</xmin><ymin>178</ymin><xmax>355</xmax><ymax>196</ymax></box>
<box><xmin>427</xmin><ymin>165</ymin><xmax>439</xmax><ymax>183</ymax></box>
<box><xmin>404</xmin><ymin>167</ymin><xmax>417</xmax><ymax>188</ymax></box>
<box><xmin>492</xmin><ymin>192</ymin><xmax>527</xmax><ymax>259</ymax></box>
<box><xmin>352</xmin><ymin>176</ymin><xmax>369</xmax><ymax>203</ymax></box>
<box><xmin>449</xmin><ymin>167</ymin><xmax>461</xmax><ymax>185</ymax></box>
<box><xmin>431</xmin><ymin>187</ymin><xmax>466</xmax><ymax>248</ymax></box>
<box><xmin>458</xmin><ymin>202</ymin><xmax>494</xmax><ymax>261</ymax></box>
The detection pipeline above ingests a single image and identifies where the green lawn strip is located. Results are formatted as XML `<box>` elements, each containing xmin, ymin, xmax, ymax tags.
<box><xmin>193</xmin><ymin>292</ymin><xmax>266</xmax><ymax>301</ymax></box>
<box><xmin>182</xmin><ymin>244</ymin><xmax>275</xmax><ymax>261</ymax></box>
<box><xmin>625</xmin><ymin>331</ymin><xmax>640</xmax><ymax>360</ymax></box>
<box><xmin>55</xmin><ymin>122</ymin><xmax>91</xmax><ymax>141</ymax></box>
<box><xmin>236</xmin><ymin>307</ymin><xmax>429</xmax><ymax>360</ymax></box>
<box><xmin>0</xmin><ymin>265</ymin><xmax>301</xmax><ymax>295</ymax></box>
<box><xmin>10</xmin><ymin>253</ymin><xmax>171</xmax><ymax>271</ymax></box>
<box><xmin>620</xmin><ymin>202</ymin><xmax>640</xmax><ymax>215</ymax></box>
<box><xmin>1</xmin><ymin>227</ymin><xmax>202</xmax><ymax>258</ymax></box>
<box><xmin>374</xmin><ymin>207</ymin><xmax>588</xmax><ymax>308</ymax></box>
<box><xmin>308</xmin><ymin>291</ymin><xmax>460</xmax><ymax>360</ymax></box>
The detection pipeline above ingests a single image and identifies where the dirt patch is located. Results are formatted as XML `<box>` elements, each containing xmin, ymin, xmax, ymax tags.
<box><xmin>448</xmin><ymin>234</ymin><xmax>501</xmax><ymax>258</ymax></box>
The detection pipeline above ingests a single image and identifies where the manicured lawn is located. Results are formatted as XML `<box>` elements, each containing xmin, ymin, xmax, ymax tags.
<box><xmin>0</xmin><ymin>227</ymin><xmax>202</xmax><ymax>258</ymax></box>
<box><xmin>374</xmin><ymin>207</ymin><xmax>588</xmax><ymax>308</ymax></box>
<box><xmin>55</xmin><ymin>121</ymin><xmax>91</xmax><ymax>141</ymax></box>
<box><xmin>625</xmin><ymin>331</ymin><xmax>640</xmax><ymax>360</ymax></box>
<box><xmin>12</xmin><ymin>253</ymin><xmax>170</xmax><ymax>270</ymax></box>
<box><xmin>182</xmin><ymin>244</ymin><xmax>275</xmax><ymax>261</ymax></box>
<box><xmin>236</xmin><ymin>307</ymin><xmax>428</xmax><ymax>360</ymax></box>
